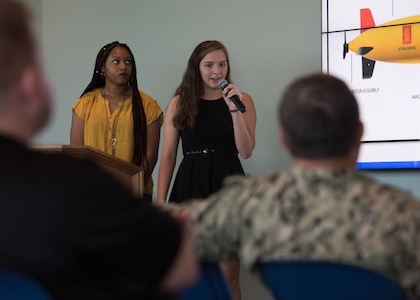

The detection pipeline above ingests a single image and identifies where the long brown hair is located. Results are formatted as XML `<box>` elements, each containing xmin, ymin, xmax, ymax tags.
<box><xmin>81</xmin><ymin>41</ymin><xmax>147</xmax><ymax>166</ymax></box>
<box><xmin>173</xmin><ymin>40</ymin><xmax>232</xmax><ymax>130</ymax></box>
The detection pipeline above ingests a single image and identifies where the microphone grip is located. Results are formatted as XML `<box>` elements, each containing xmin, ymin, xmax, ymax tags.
<box><xmin>229</xmin><ymin>95</ymin><xmax>247</xmax><ymax>113</ymax></box>
<box><xmin>217</xmin><ymin>79</ymin><xmax>247</xmax><ymax>113</ymax></box>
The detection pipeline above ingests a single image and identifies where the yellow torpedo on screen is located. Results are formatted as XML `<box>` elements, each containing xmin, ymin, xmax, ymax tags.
<box><xmin>344</xmin><ymin>8</ymin><xmax>420</xmax><ymax>78</ymax></box>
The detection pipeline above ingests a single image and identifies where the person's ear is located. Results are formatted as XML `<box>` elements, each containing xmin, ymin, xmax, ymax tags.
<box><xmin>350</xmin><ymin>121</ymin><xmax>364</xmax><ymax>165</ymax></box>
<box><xmin>279</xmin><ymin>129</ymin><xmax>291</xmax><ymax>154</ymax></box>
<box><xmin>357</xmin><ymin>121</ymin><xmax>364</xmax><ymax>143</ymax></box>
<box><xmin>18</xmin><ymin>65</ymin><xmax>39</xmax><ymax>108</ymax></box>
<box><xmin>353</xmin><ymin>121</ymin><xmax>364</xmax><ymax>151</ymax></box>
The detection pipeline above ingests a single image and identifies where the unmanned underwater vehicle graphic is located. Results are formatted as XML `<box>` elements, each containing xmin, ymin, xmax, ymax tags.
<box><xmin>343</xmin><ymin>8</ymin><xmax>420</xmax><ymax>79</ymax></box>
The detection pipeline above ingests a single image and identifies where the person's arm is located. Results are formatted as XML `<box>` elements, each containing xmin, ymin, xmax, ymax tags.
<box><xmin>70</xmin><ymin>111</ymin><xmax>84</xmax><ymax>145</ymax></box>
<box><xmin>159</xmin><ymin>209</ymin><xmax>199</xmax><ymax>292</ymax></box>
<box><xmin>156</xmin><ymin>97</ymin><xmax>180</xmax><ymax>204</ymax></box>
<box><xmin>178</xmin><ymin>179</ymin><xmax>246</xmax><ymax>262</ymax></box>
<box><xmin>142</xmin><ymin>118</ymin><xmax>161</xmax><ymax>181</ymax></box>
<box><xmin>222</xmin><ymin>84</ymin><xmax>256</xmax><ymax>159</ymax></box>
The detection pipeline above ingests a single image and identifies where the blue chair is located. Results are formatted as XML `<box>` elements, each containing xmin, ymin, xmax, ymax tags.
<box><xmin>259</xmin><ymin>260</ymin><xmax>405</xmax><ymax>300</ymax></box>
<box><xmin>0</xmin><ymin>270</ymin><xmax>52</xmax><ymax>300</ymax></box>
<box><xmin>179</xmin><ymin>262</ymin><xmax>233</xmax><ymax>300</ymax></box>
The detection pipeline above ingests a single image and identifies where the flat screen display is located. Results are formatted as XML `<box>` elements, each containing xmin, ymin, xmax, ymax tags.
<box><xmin>322</xmin><ymin>0</ymin><xmax>420</xmax><ymax>169</ymax></box>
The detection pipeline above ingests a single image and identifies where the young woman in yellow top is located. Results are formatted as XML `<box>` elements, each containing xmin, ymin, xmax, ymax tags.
<box><xmin>70</xmin><ymin>41</ymin><xmax>163</xmax><ymax>202</ymax></box>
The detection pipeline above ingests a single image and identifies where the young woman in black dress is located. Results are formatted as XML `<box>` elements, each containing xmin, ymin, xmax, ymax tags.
<box><xmin>157</xmin><ymin>40</ymin><xmax>256</xmax><ymax>300</ymax></box>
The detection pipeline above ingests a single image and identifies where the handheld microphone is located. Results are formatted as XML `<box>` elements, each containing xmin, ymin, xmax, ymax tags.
<box><xmin>217</xmin><ymin>79</ymin><xmax>247</xmax><ymax>113</ymax></box>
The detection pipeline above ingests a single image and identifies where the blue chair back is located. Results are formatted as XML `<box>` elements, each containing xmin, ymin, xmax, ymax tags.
<box><xmin>260</xmin><ymin>261</ymin><xmax>405</xmax><ymax>300</ymax></box>
<box><xmin>179</xmin><ymin>262</ymin><xmax>232</xmax><ymax>300</ymax></box>
<box><xmin>0</xmin><ymin>270</ymin><xmax>52</xmax><ymax>300</ymax></box>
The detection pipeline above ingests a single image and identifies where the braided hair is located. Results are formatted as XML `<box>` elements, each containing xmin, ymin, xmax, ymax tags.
<box><xmin>81</xmin><ymin>41</ymin><xmax>147</xmax><ymax>167</ymax></box>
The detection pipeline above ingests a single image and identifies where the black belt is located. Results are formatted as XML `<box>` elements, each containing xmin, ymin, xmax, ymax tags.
<box><xmin>185</xmin><ymin>148</ymin><xmax>235</xmax><ymax>155</ymax></box>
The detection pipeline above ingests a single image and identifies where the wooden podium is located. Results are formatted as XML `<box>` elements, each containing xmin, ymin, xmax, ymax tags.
<box><xmin>32</xmin><ymin>145</ymin><xmax>143</xmax><ymax>197</ymax></box>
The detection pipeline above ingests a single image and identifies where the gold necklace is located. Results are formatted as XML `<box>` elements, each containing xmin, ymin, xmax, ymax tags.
<box><xmin>102</xmin><ymin>90</ymin><xmax>120</xmax><ymax>156</ymax></box>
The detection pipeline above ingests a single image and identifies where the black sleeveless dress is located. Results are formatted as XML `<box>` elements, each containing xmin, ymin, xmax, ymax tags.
<box><xmin>169</xmin><ymin>98</ymin><xmax>244</xmax><ymax>203</ymax></box>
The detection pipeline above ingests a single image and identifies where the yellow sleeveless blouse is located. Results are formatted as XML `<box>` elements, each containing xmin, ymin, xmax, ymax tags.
<box><xmin>72</xmin><ymin>88</ymin><xmax>163</xmax><ymax>196</ymax></box>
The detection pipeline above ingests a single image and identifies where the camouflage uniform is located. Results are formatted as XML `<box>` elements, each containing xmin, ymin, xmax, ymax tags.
<box><xmin>181</xmin><ymin>168</ymin><xmax>420</xmax><ymax>300</ymax></box>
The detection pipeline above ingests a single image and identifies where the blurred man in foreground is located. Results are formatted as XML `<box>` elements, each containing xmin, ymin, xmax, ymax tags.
<box><xmin>0</xmin><ymin>1</ymin><xmax>197</xmax><ymax>299</ymax></box>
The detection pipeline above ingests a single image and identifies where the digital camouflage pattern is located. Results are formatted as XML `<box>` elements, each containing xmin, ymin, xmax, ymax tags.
<box><xmin>181</xmin><ymin>168</ymin><xmax>420</xmax><ymax>300</ymax></box>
